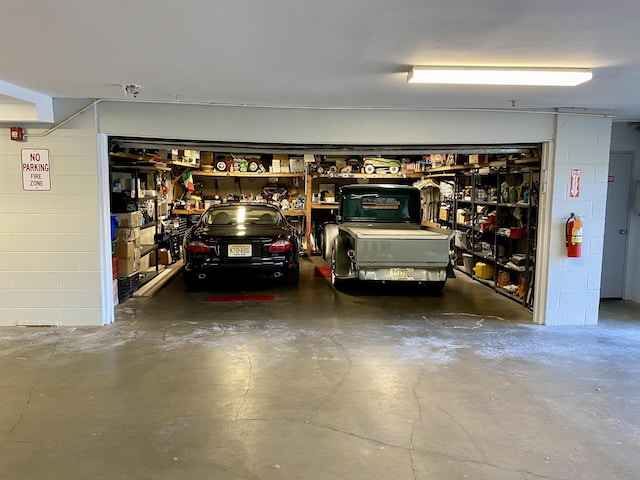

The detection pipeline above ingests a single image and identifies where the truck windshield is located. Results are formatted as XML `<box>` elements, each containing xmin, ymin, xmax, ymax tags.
<box><xmin>342</xmin><ymin>192</ymin><xmax>416</xmax><ymax>222</ymax></box>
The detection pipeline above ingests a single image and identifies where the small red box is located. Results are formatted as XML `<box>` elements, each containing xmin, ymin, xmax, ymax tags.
<box><xmin>112</xmin><ymin>257</ymin><xmax>119</xmax><ymax>279</ymax></box>
<box><xmin>509</xmin><ymin>228</ymin><xmax>528</xmax><ymax>239</ymax></box>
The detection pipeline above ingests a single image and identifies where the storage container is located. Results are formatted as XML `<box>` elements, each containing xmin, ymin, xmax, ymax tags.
<box><xmin>462</xmin><ymin>253</ymin><xmax>474</xmax><ymax>275</ymax></box>
<box><xmin>473</xmin><ymin>262</ymin><xmax>495</xmax><ymax>280</ymax></box>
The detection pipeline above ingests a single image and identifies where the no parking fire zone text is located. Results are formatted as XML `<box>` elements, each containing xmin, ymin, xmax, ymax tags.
<box><xmin>21</xmin><ymin>149</ymin><xmax>51</xmax><ymax>191</ymax></box>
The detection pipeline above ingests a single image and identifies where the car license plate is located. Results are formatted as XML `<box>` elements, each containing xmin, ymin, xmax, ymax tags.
<box><xmin>228</xmin><ymin>244</ymin><xmax>252</xmax><ymax>257</ymax></box>
<box><xmin>390</xmin><ymin>268</ymin><xmax>415</xmax><ymax>280</ymax></box>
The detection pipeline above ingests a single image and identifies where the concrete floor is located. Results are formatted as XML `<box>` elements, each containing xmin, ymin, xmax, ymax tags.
<box><xmin>1</xmin><ymin>257</ymin><xmax>640</xmax><ymax>479</ymax></box>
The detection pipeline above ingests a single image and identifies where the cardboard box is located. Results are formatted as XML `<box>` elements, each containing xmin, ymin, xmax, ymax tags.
<box><xmin>456</xmin><ymin>209</ymin><xmax>471</xmax><ymax>225</ymax></box>
<box><xmin>272</xmin><ymin>154</ymin><xmax>289</xmax><ymax>162</ymax></box>
<box><xmin>118</xmin><ymin>256</ymin><xmax>139</xmax><ymax>276</ymax></box>
<box><xmin>115</xmin><ymin>226</ymin><xmax>141</xmax><ymax>243</ymax></box>
<box><xmin>469</xmin><ymin>154</ymin><xmax>488</xmax><ymax>164</ymax></box>
<box><xmin>439</xmin><ymin>207</ymin><xmax>449</xmax><ymax>221</ymax></box>
<box><xmin>150</xmin><ymin>248</ymin><xmax>172</xmax><ymax>266</ymax></box>
<box><xmin>289</xmin><ymin>157</ymin><xmax>305</xmax><ymax>173</ymax></box>
<box><xmin>115</xmin><ymin>211</ymin><xmax>142</xmax><ymax>228</ymax></box>
<box><xmin>114</xmin><ymin>241</ymin><xmax>135</xmax><ymax>259</ymax></box>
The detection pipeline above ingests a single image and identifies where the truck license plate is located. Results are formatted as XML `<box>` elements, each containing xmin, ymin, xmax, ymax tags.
<box><xmin>390</xmin><ymin>268</ymin><xmax>414</xmax><ymax>280</ymax></box>
<box><xmin>228</xmin><ymin>244</ymin><xmax>252</xmax><ymax>257</ymax></box>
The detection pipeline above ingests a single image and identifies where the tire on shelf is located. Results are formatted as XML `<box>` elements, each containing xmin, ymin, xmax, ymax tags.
<box><xmin>363</xmin><ymin>164</ymin><xmax>376</xmax><ymax>174</ymax></box>
<box><xmin>216</xmin><ymin>161</ymin><xmax>228</xmax><ymax>171</ymax></box>
<box><xmin>389</xmin><ymin>165</ymin><xmax>400</xmax><ymax>174</ymax></box>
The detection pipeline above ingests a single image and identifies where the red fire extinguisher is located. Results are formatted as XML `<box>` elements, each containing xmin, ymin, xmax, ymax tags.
<box><xmin>565</xmin><ymin>212</ymin><xmax>583</xmax><ymax>258</ymax></box>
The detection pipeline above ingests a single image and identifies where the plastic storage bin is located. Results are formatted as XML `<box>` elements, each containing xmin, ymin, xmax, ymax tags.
<box><xmin>473</xmin><ymin>262</ymin><xmax>495</xmax><ymax>280</ymax></box>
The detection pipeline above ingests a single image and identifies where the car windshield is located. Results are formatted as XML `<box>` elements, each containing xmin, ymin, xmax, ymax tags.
<box><xmin>202</xmin><ymin>206</ymin><xmax>280</xmax><ymax>226</ymax></box>
<box><xmin>341</xmin><ymin>192</ymin><xmax>416</xmax><ymax>222</ymax></box>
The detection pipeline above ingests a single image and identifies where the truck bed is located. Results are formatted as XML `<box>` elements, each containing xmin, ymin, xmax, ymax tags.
<box><xmin>340</xmin><ymin>223</ymin><xmax>452</xmax><ymax>267</ymax></box>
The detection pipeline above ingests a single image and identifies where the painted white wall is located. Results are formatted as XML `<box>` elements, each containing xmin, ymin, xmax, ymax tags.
<box><xmin>96</xmin><ymin>101</ymin><xmax>556</xmax><ymax>145</ymax></box>
<box><xmin>610</xmin><ymin>122</ymin><xmax>640</xmax><ymax>303</ymax></box>
<box><xmin>1</xmin><ymin>100</ymin><xmax>615</xmax><ymax>325</ymax></box>
<box><xmin>542</xmin><ymin>114</ymin><xmax>613</xmax><ymax>325</ymax></box>
<box><xmin>0</xmin><ymin>100</ymin><xmax>103</xmax><ymax>326</ymax></box>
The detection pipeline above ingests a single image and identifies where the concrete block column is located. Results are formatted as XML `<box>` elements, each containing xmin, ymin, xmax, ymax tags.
<box><xmin>543</xmin><ymin>113</ymin><xmax>612</xmax><ymax>325</ymax></box>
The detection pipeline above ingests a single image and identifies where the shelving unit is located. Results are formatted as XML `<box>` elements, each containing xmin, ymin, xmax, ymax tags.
<box><xmin>445</xmin><ymin>158</ymin><xmax>540</xmax><ymax>309</ymax></box>
<box><xmin>109</xmin><ymin>157</ymin><xmax>170</xmax><ymax>289</ymax></box>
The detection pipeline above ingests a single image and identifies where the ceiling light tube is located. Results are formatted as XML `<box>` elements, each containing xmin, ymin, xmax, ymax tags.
<box><xmin>408</xmin><ymin>66</ymin><xmax>593</xmax><ymax>86</ymax></box>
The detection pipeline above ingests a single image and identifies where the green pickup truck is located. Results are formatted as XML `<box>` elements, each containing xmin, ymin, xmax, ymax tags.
<box><xmin>323</xmin><ymin>184</ymin><xmax>454</xmax><ymax>291</ymax></box>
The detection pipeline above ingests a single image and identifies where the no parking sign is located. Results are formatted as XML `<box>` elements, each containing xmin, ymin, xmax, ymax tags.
<box><xmin>21</xmin><ymin>149</ymin><xmax>51</xmax><ymax>191</ymax></box>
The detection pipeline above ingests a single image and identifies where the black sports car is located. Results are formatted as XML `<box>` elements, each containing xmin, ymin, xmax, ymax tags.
<box><xmin>182</xmin><ymin>203</ymin><xmax>300</xmax><ymax>289</ymax></box>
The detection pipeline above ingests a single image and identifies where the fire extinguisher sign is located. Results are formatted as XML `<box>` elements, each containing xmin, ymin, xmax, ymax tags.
<box><xmin>21</xmin><ymin>149</ymin><xmax>51</xmax><ymax>191</ymax></box>
<box><xmin>569</xmin><ymin>169</ymin><xmax>581</xmax><ymax>198</ymax></box>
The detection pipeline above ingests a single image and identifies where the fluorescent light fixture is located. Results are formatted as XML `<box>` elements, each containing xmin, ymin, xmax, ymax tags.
<box><xmin>408</xmin><ymin>66</ymin><xmax>593</xmax><ymax>86</ymax></box>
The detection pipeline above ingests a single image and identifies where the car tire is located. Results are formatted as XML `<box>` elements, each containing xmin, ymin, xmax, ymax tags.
<box><xmin>389</xmin><ymin>165</ymin><xmax>400</xmax><ymax>174</ymax></box>
<box><xmin>331</xmin><ymin>249</ymin><xmax>350</xmax><ymax>291</ymax></box>
<box><xmin>364</xmin><ymin>164</ymin><xmax>375</xmax><ymax>174</ymax></box>
<box><xmin>216</xmin><ymin>161</ymin><xmax>228</xmax><ymax>171</ymax></box>
<box><xmin>284</xmin><ymin>263</ymin><xmax>300</xmax><ymax>285</ymax></box>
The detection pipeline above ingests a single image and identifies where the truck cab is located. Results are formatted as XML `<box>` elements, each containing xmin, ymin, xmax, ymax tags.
<box><xmin>323</xmin><ymin>184</ymin><xmax>453</xmax><ymax>290</ymax></box>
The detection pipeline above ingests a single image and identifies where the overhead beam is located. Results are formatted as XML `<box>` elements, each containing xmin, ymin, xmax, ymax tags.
<box><xmin>0</xmin><ymin>80</ymin><xmax>54</xmax><ymax>122</ymax></box>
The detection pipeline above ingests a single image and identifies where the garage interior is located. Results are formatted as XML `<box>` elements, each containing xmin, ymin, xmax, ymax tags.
<box><xmin>108</xmin><ymin>138</ymin><xmax>541</xmax><ymax>312</ymax></box>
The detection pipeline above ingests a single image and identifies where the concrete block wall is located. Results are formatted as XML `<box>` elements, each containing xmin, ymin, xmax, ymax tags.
<box><xmin>545</xmin><ymin>114</ymin><xmax>613</xmax><ymax>325</ymax></box>
<box><xmin>0</xmin><ymin>107</ymin><xmax>102</xmax><ymax>326</ymax></box>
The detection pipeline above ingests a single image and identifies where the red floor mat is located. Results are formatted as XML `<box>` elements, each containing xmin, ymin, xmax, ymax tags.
<box><xmin>206</xmin><ymin>295</ymin><xmax>275</xmax><ymax>302</ymax></box>
<box><xmin>314</xmin><ymin>267</ymin><xmax>332</xmax><ymax>277</ymax></box>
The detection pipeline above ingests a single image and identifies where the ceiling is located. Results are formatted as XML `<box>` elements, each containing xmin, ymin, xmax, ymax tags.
<box><xmin>2</xmin><ymin>1</ymin><xmax>640</xmax><ymax>123</ymax></box>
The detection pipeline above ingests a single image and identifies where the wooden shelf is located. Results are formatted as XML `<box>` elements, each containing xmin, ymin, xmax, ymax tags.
<box><xmin>282</xmin><ymin>209</ymin><xmax>306</xmax><ymax>216</ymax></box>
<box><xmin>422</xmin><ymin>156</ymin><xmax>539</xmax><ymax>175</ymax></box>
<box><xmin>191</xmin><ymin>170</ymin><xmax>304</xmax><ymax>178</ymax></box>
<box><xmin>311</xmin><ymin>203</ymin><xmax>339</xmax><ymax>210</ymax></box>
<box><xmin>172</xmin><ymin>209</ymin><xmax>204</xmax><ymax>215</ymax></box>
<box><xmin>311</xmin><ymin>172</ymin><xmax>422</xmax><ymax>179</ymax></box>
<box><xmin>171</xmin><ymin>161</ymin><xmax>200</xmax><ymax>168</ymax></box>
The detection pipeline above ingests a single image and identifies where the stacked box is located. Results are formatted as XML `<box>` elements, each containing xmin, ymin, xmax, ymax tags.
<box><xmin>150</xmin><ymin>248</ymin><xmax>172</xmax><ymax>266</ymax></box>
<box><xmin>115</xmin><ymin>240</ymin><xmax>141</xmax><ymax>276</ymax></box>
<box><xmin>115</xmin><ymin>211</ymin><xmax>142</xmax><ymax>228</ymax></box>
